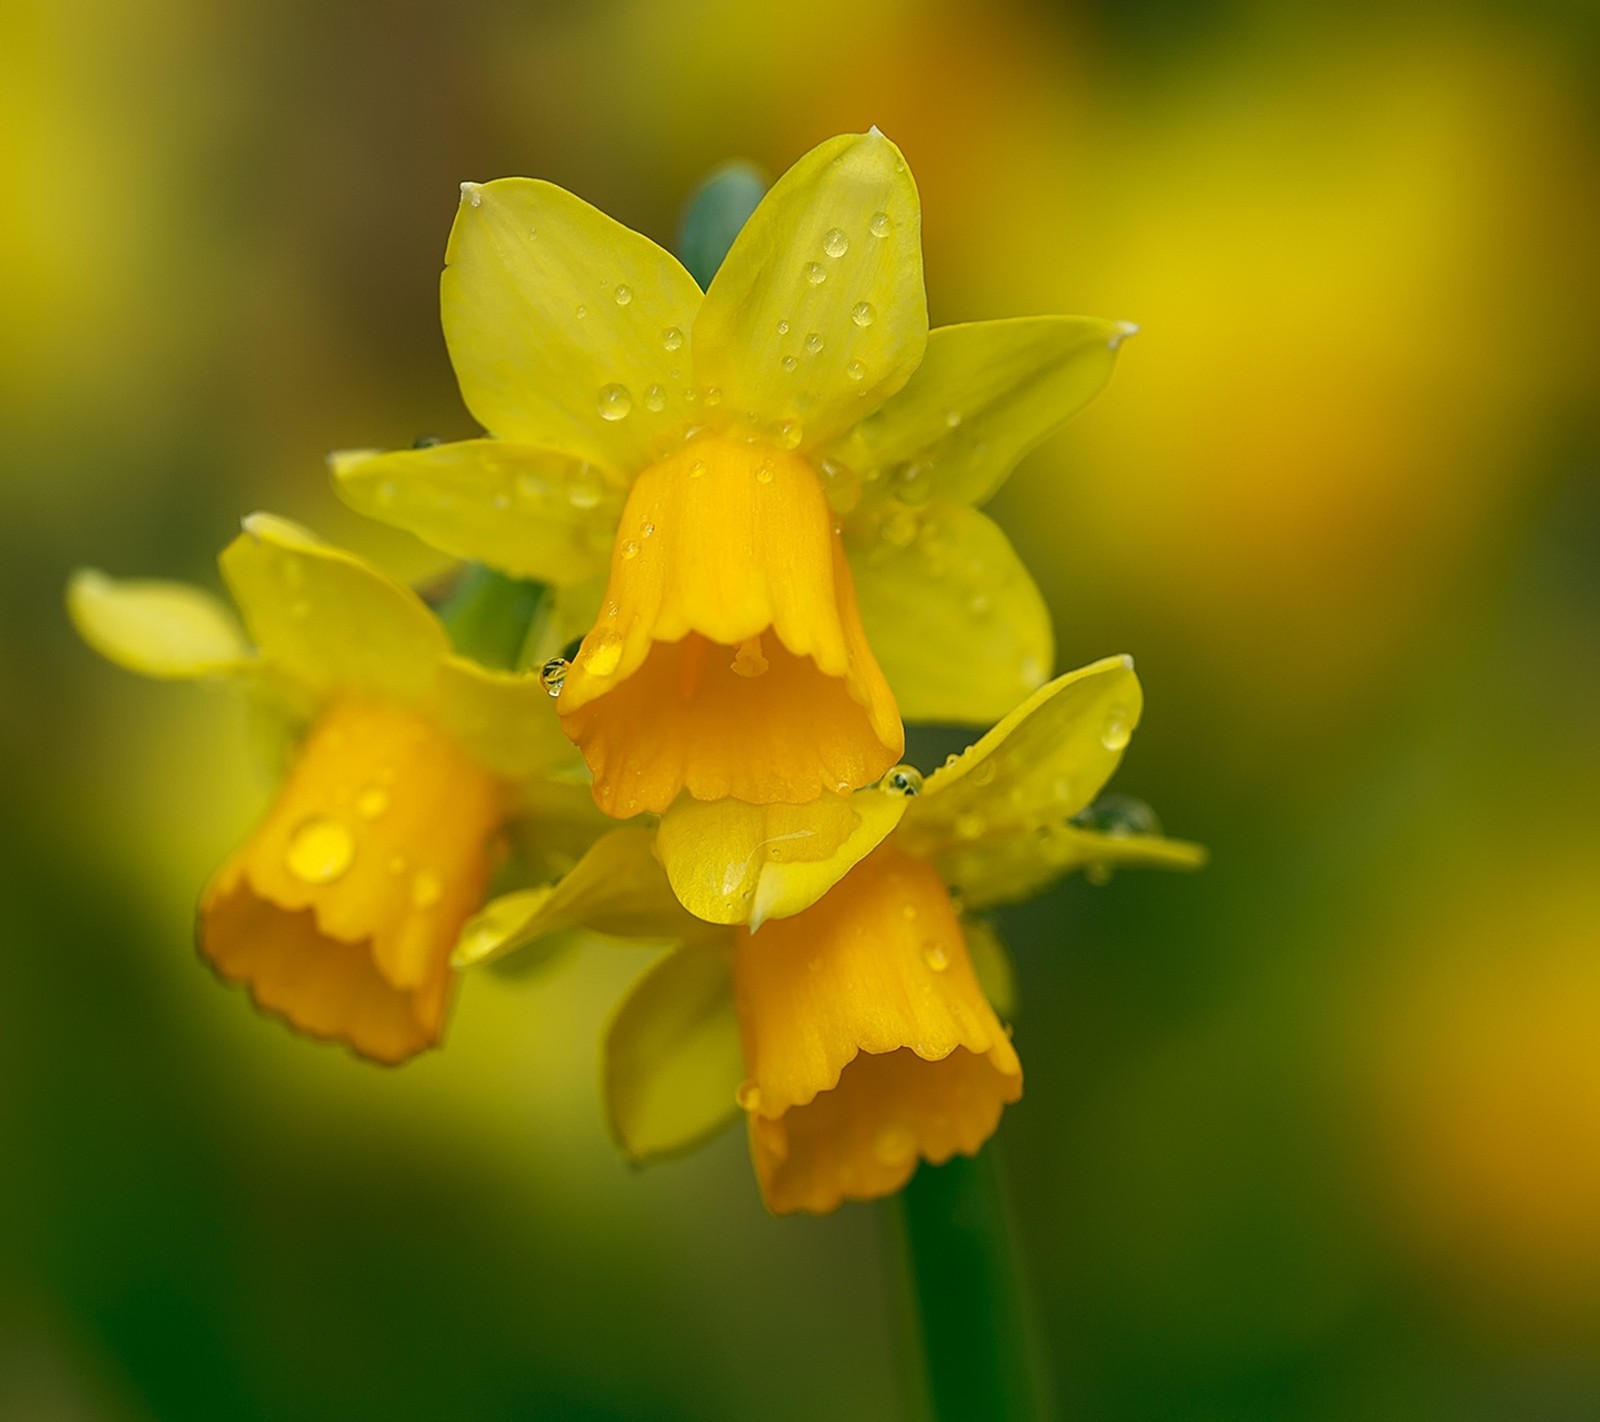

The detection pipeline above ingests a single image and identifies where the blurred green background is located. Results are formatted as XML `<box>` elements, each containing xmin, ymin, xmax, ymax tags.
<box><xmin>4</xmin><ymin>0</ymin><xmax>1599</xmax><ymax>1417</ymax></box>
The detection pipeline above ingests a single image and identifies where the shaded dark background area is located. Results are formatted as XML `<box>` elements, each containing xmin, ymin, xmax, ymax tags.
<box><xmin>3</xmin><ymin>0</ymin><xmax>1599</xmax><ymax>1417</ymax></box>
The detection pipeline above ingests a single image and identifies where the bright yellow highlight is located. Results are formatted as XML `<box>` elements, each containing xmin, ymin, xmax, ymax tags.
<box><xmin>202</xmin><ymin>700</ymin><xmax>503</xmax><ymax>1064</ymax></box>
<box><xmin>734</xmin><ymin>843</ymin><xmax>1021</xmax><ymax>1214</ymax></box>
<box><xmin>560</xmin><ymin>436</ymin><xmax>901</xmax><ymax>815</ymax></box>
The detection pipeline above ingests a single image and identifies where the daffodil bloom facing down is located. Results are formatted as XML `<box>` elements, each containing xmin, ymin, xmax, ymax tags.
<box><xmin>68</xmin><ymin>516</ymin><xmax>598</xmax><ymax>1064</ymax></box>
<box><xmin>332</xmin><ymin>131</ymin><xmax>1132</xmax><ymax>845</ymax></box>
<box><xmin>454</xmin><ymin>656</ymin><xmax>1203</xmax><ymax>1213</ymax></box>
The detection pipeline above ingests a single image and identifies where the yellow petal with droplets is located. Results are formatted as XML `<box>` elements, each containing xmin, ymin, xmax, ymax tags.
<box><xmin>939</xmin><ymin>825</ymin><xmax>1207</xmax><ymax>911</ymax></box>
<box><xmin>844</xmin><ymin>499</ymin><xmax>1052</xmax><ymax>724</ymax></box>
<box><xmin>657</xmin><ymin>788</ymin><xmax>909</xmax><ymax>928</ymax></box>
<box><xmin>451</xmin><ymin>827</ymin><xmax>705</xmax><ymax>968</ymax></box>
<box><xmin>432</xmin><ymin>655</ymin><xmax>582</xmax><ymax>784</ymax></box>
<box><xmin>218</xmin><ymin>514</ymin><xmax>447</xmax><ymax>707</ymax></box>
<box><xmin>442</xmin><ymin>179</ymin><xmax>703</xmax><ymax>471</ymax></box>
<box><xmin>330</xmin><ymin>442</ymin><xmax>623</xmax><ymax>586</ymax></box>
<box><xmin>67</xmin><ymin>569</ymin><xmax>250</xmax><ymax>679</ymax></box>
<box><xmin>831</xmin><ymin>316</ymin><xmax>1133</xmax><ymax>507</ymax></box>
<box><xmin>694</xmin><ymin>131</ymin><xmax>927</xmax><ymax>449</ymax></box>
<box><xmin>605</xmin><ymin>941</ymin><xmax>743</xmax><ymax>1163</ymax></box>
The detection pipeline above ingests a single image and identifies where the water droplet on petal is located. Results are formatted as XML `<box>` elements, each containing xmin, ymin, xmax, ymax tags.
<box><xmin>642</xmin><ymin>521</ymin><xmax>656</xmax><ymax>538</ymax></box>
<box><xmin>780</xmin><ymin>354</ymin><xmax>798</xmax><ymax>372</ymax></box>
<box><xmin>823</xmin><ymin>227</ymin><xmax>849</xmax><ymax>258</ymax></box>
<box><xmin>1072</xmin><ymin>792</ymin><xmax>1161</xmax><ymax>838</ymax></box>
<box><xmin>954</xmin><ymin>811</ymin><xmax>985</xmax><ymax>840</ymax></box>
<box><xmin>356</xmin><ymin>787</ymin><xmax>390</xmax><ymax>820</ymax></box>
<box><xmin>644</xmin><ymin>383</ymin><xmax>666</xmax><ymax>412</ymax></box>
<box><xmin>621</xmin><ymin>539</ymin><xmax>640</xmax><ymax>559</ymax></box>
<box><xmin>776</xmin><ymin>419</ymin><xmax>803</xmax><ymax>451</ymax></box>
<box><xmin>575</xmin><ymin>304</ymin><xmax>588</xmax><ymax>320</ymax></box>
<box><xmin>613</xmin><ymin>283</ymin><xmax>633</xmax><ymax>306</ymax></box>
<box><xmin>804</xmin><ymin>332</ymin><xmax>824</xmax><ymax>354</ymax></box>
<box><xmin>817</xmin><ymin>458</ymin><xmax>862</xmax><ymax>515</ymax></box>
<box><xmin>804</xmin><ymin>262</ymin><xmax>826</xmax><ymax>286</ymax></box>
<box><xmin>689</xmin><ymin>459</ymin><xmax>706</xmax><ymax>478</ymax></box>
<box><xmin>540</xmin><ymin>657</ymin><xmax>569</xmax><ymax>696</ymax></box>
<box><xmin>1101</xmin><ymin>708</ymin><xmax>1132</xmax><ymax>751</ymax></box>
<box><xmin>878</xmin><ymin>764</ymin><xmax>923</xmax><ymax>797</ymax></box>
<box><xmin>776</xmin><ymin>319</ymin><xmax>790</xmax><ymax>336</ymax></box>
<box><xmin>945</xmin><ymin>409</ymin><xmax>963</xmax><ymax>428</ymax></box>
<box><xmin>922</xmin><ymin>941</ymin><xmax>951</xmax><ymax>971</ymax></box>
<box><xmin>703</xmin><ymin>385</ymin><xmax>723</xmax><ymax>407</ymax></box>
<box><xmin>873</xmin><ymin>1123</ymin><xmax>917</xmax><ymax>1165</ymax></box>
<box><xmin>894</xmin><ymin>461</ymin><xmax>935</xmax><ymax>505</ymax></box>
<box><xmin>851</xmin><ymin>301</ymin><xmax>876</xmax><ymax>327</ymax></box>
<box><xmin>869</xmin><ymin>211</ymin><xmax>891</xmax><ymax>238</ymax></box>
<box><xmin>880</xmin><ymin>508</ymin><xmax>919</xmax><ymax>547</ymax></box>
<box><xmin>736</xmin><ymin>1080</ymin><xmax>763</xmax><ymax>1112</ymax></box>
<box><xmin>846</xmin><ymin>359</ymin><xmax>866</xmax><ymax>382</ymax></box>
<box><xmin>285</xmin><ymin>817</ymin><xmax>354</xmax><ymax>885</ymax></box>
<box><xmin>597</xmin><ymin>383</ymin><xmax>632</xmax><ymax>421</ymax></box>
<box><xmin>755</xmin><ymin>463</ymin><xmax>774</xmax><ymax>485</ymax></box>
<box><xmin>566</xmin><ymin>464</ymin><xmax>603</xmax><ymax>509</ymax></box>
<box><xmin>662</xmin><ymin>326</ymin><xmax>684</xmax><ymax>351</ymax></box>
<box><xmin>411</xmin><ymin>870</ymin><xmax>443</xmax><ymax>909</ymax></box>
<box><xmin>971</xmin><ymin>760</ymin><xmax>998</xmax><ymax>788</ymax></box>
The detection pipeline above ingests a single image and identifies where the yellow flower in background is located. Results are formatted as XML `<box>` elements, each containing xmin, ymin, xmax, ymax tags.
<box><xmin>68</xmin><ymin>515</ymin><xmax>600</xmax><ymax>1064</ymax></box>
<box><xmin>455</xmin><ymin>655</ymin><xmax>1202</xmax><ymax>1213</ymax></box>
<box><xmin>331</xmin><ymin>130</ymin><xmax>1131</xmax><ymax>837</ymax></box>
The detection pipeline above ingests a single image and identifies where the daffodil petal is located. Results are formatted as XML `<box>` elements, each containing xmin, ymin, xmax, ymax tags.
<box><xmin>452</xmin><ymin>887</ymin><xmax>559</xmax><ymax>970</ymax></box>
<box><xmin>937</xmin><ymin>826</ymin><xmax>1207</xmax><ymax>911</ymax></box>
<box><xmin>832</xmin><ymin>317</ymin><xmax>1133</xmax><ymax>507</ymax></box>
<box><xmin>844</xmin><ymin>499</ymin><xmax>1052</xmax><ymax>724</ymax></box>
<box><xmin>432</xmin><ymin>656</ymin><xmax>580</xmax><ymax>783</ymax></box>
<box><xmin>454</xmin><ymin>827</ymin><xmax>704</xmax><ymax>969</ymax></box>
<box><xmin>67</xmin><ymin>569</ymin><xmax>250</xmax><ymax>679</ymax></box>
<box><xmin>604</xmin><ymin>941</ymin><xmax>743</xmax><ymax>1163</ymax></box>
<box><xmin>330</xmin><ymin>442</ymin><xmax>621</xmax><ymax>586</ymax></box>
<box><xmin>694</xmin><ymin>130</ymin><xmax>927</xmax><ymax>449</ymax></box>
<box><xmin>963</xmin><ymin>918</ymin><xmax>1018</xmax><ymax>1020</ymax></box>
<box><xmin>898</xmin><ymin>656</ymin><xmax>1144</xmax><ymax>902</ymax></box>
<box><xmin>442</xmin><ymin>179</ymin><xmax>703</xmax><ymax>470</ymax></box>
<box><xmin>657</xmin><ymin>790</ymin><xmax>908</xmax><ymax>928</ymax></box>
<box><xmin>218</xmin><ymin>514</ymin><xmax>446</xmax><ymax>705</ymax></box>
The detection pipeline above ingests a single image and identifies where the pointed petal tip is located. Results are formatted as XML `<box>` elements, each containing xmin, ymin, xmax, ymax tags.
<box><xmin>459</xmin><ymin>180</ymin><xmax>484</xmax><ymax>207</ymax></box>
<box><xmin>1109</xmin><ymin>321</ymin><xmax>1140</xmax><ymax>350</ymax></box>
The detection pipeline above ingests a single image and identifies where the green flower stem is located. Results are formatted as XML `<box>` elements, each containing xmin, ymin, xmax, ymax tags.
<box><xmin>889</xmin><ymin>1144</ymin><xmax>1053</xmax><ymax>1421</ymax></box>
<box><xmin>434</xmin><ymin>563</ymin><xmax>549</xmax><ymax>672</ymax></box>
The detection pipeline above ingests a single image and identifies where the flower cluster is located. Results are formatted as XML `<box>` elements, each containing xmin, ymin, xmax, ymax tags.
<box><xmin>71</xmin><ymin>131</ymin><xmax>1199</xmax><ymax>1213</ymax></box>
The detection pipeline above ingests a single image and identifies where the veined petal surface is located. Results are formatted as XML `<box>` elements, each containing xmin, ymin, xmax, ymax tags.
<box><xmin>605</xmin><ymin>942</ymin><xmax>743</xmax><ymax>1163</ymax></box>
<box><xmin>832</xmin><ymin>317</ymin><xmax>1133</xmax><ymax>507</ymax></box>
<box><xmin>219</xmin><ymin>515</ymin><xmax>447</xmax><ymax>707</ymax></box>
<box><xmin>845</xmin><ymin>499</ymin><xmax>1053</xmax><ymax>724</ymax></box>
<box><xmin>443</xmin><ymin>179</ymin><xmax>703</xmax><ymax>470</ymax></box>
<box><xmin>331</xmin><ymin>442</ymin><xmax>621</xmax><ymax>586</ymax></box>
<box><xmin>694</xmin><ymin>131</ymin><xmax>927</xmax><ymax>449</ymax></box>
<box><xmin>67</xmin><ymin>569</ymin><xmax>250</xmax><ymax>679</ymax></box>
<box><xmin>656</xmin><ymin>789</ymin><xmax>908</xmax><ymax>929</ymax></box>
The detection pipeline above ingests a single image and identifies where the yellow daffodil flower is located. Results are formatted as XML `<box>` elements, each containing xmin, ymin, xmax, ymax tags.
<box><xmin>454</xmin><ymin>655</ymin><xmax>1202</xmax><ymax>1213</ymax></box>
<box><xmin>330</xmin><ymin>131</ymin><xmax>1131</xmax><ymax>859</ymax></box>
<box><xmin>68</xmin><ymin>515</ymin><xmax>600</xmax><ymax>1064</ymax></box>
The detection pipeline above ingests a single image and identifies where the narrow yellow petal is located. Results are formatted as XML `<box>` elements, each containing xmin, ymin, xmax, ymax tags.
<box><xmin>844</xmin><ymin>499</ymin><xmax>1053</xmax><ymax>724</ymax></box>
<box><xmin>200</xmin><ymin>700</ymin><xmax>503</xmax><ymax>1063</ymax></box>
<box><xmin>442</xmin><ymin>179</ymin><xmax>703</xmax><ymax>471</ymax></box>
<box><xmin>830</xmin><ymin>316</ymin><xmax>1133</xmax><ymax>507</ymax></box>
<box><xmin>899</xmin><ymin>657</ymin><xmax>1180</xmax><ymax>909</ymax></box>
<box><xmin>656</xmin><ymin>788</ymin><xmax>908</xmax><ymax>928</ymax></box>
<box><xmin>330</xmin><ymin>442</ymin><xmax>622</xmax><ymax>586</ymax></box>
<box><xmin>218</xmin><ymin>514</ymin><xmax>446</xmax><ymax>707</ymax></box>
<box><xmin>940</xmin><ymin>825</ymin><xmax>1207</xmax><ymax>911</ymax></box>
<box><xmin>451</xmin><ymin>827</ymin><xmax>706</xmax><ymax>968</ymax></box>
<box><xmin>734</xmin><ymin>843</ymin><xmax>1020</xmax><ymax>1215</ymax></box>
<box><xmin>67</xmin><ymin>569</ymin><xmax>249</xmax><ymax>679</ymax></box>
<box><xmin>605</xmin><ymin>941</ymin><xmax>743</xmax><ymax>1163</ymax></box>
<box><xmin>694</xmin><ymin>131</ymin><xmax>927</xmax><ymax>449</ymax></box>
